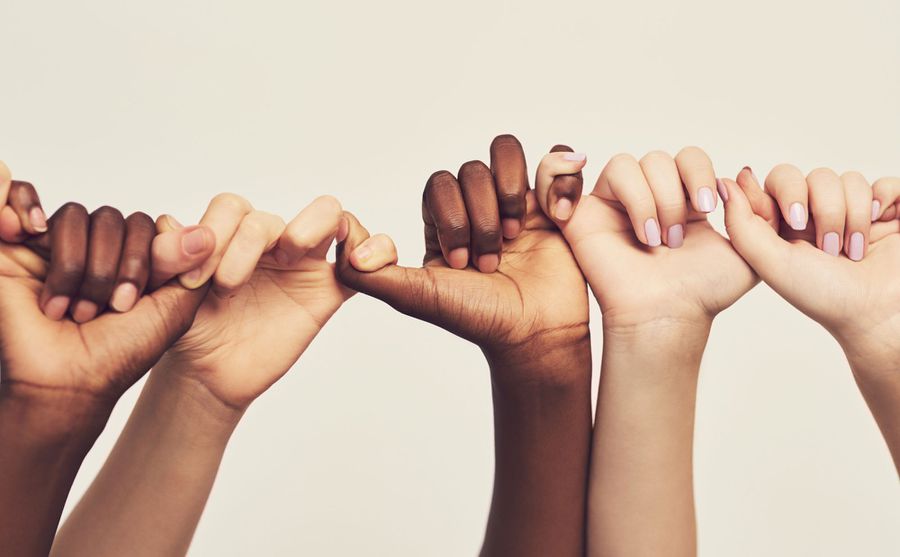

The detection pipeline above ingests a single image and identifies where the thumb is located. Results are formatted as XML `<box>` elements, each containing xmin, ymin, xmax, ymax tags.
<box><xmin>535</xmin><ymin>145</ymin><xmax>586</xmax><ymax>225</ymax></box>
<box><xmin>149</xmin><ymin>215</ymin><xmax>216</xmax><ymax>289</ymax></box>
<box><xmin>720</xmin><ymin>177</ymin><xmax>791</xmax><ymax>278</ymax></box>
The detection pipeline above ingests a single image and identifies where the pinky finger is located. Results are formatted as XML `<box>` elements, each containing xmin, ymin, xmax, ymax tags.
<box><xmin>872</xmin><ymin>177</ymin><xmax>900</xmax><ymax>221</ymax></box>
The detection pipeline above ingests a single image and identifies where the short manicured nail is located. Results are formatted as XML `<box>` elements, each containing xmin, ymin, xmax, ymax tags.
<box><xmin>871</xmin><ymin>200</ymin><xmax>881</xmax><ymax>222</ymax></box>
<box><xmin>181</xmin><ymin>227</ymin><xmax>209</xmax><ymax>255</ymax></box>
<box><xmin>181</xmin><ymin>268</ymin><xmax>205</xmax><ymax>286</ymax></box>
<box><xmin>716</xmin><ymin>178</ymin><xmax>729</xmax><ymax>202</ymax></box>
<box><xmin>72</xmin><ymin>300</ymin><xmax>98</xmax><ymax>323</ymax></box>
<box><xmin>29</xmin><ymin>207</ymin><xmax>48</xmax><ymax>232</ymax></box>
<box><xmin>697</xmin><ymin>187</ymin><xmax>715</xmax><ymax>212</ymax></box>
<box><xmin>644</xmin><ymin>218</ymin><xmax>661</xmax><ymax>247</ymax></box>
<box><xmin>43</xmin><ymin>296</ymin><xmax>70</xmax><ymax>321</ymax></box>
<box><xmin>848</xmin><ymin>232</ymin><xmax>864</xmax><ymax>261</ymax></box>
<box><xmin>336</xmin><ymin>217</ymin><xmax>349</xmax><ymax>242</ymax></box>
<box><xmin>447</xmin><ymin>247</ymin><xmax>469</xmax><ymax>269</ymax></box>
<box><xmin>822</xmin><ymin>232</ymin><xmax>840</xmax><ymax>257</ymax></box>
<box><xmin>563</xmin><ymin>152</ymin><xmax>586</xmax><ymax>162</ymax></box>
<box><xmin>667</xmin><ymin>224</ymin><xmax>684</xmax><ymax>248</ymax></box>
<box><xmin>789</xmin><ymin>202</ymin><xmax>807</xmax><ymax>231</ymax></box>
<box><xmin>555</xmin><ymin>197</ymin><xmax>573</xmax><ymax>221</ymax></box>
<box><xmin>477</xmin><ymin>254</ymin><xmax>500</xmax><ymax>273</ymax></box>
<box><xmin>352</xmin><ymin>243</ymin><xmax>372</xmax><ymax>262</ymax></box>
<box><xmin>110</xmin><ymin>283</ymin><xmax>139</xmax><ymax>312</ymax></box>
<box><xmin>502</xmin><ymin>218</ymin><xmax>521</xmax><ymax>239</ymax></box>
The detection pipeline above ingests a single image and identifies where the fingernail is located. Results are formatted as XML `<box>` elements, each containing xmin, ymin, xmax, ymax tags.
<box><xmin>447</xmin><ymin>247</ymin><xmax>469</xmax><ymax>269</ymax></box>
<box><xmin>29</xmin><ymin>207</ymin><xmax>48</xmax><ymax>232</ymax></box>
<box><xmin>181</xmin><ymin>268</ymin><xmax>205</xmax><ymax>287</ymax></box>
<box><xmin>644</xmin><ymin>218</ymin><xmax>661</xmax><ymax>247</ymax></box>
<box><xmin>352</xmin><ymin>244</ymin><xmax>372</xmax><ymax>262</ymax></box>
<box><xmin>697</xmin><ymin>187</ymin><xmax>715</xmax><ymax>212</ymax></box>
<box><xmin>43</xmin><ymin>296</ymin><xmax>70</xmax><ymax>321</ymax></box>
<box><xmin>555</xmin><ymin>197</ymin><xmax>573</xmax><ymax>221</ymax></box>
<box><xmin>716</xmin><ymin>178</ymin><xmax>729</xmax><ymax>202</ymax></box>
<box><xmin>789</xmin><ymin>202</ymin><xmax>807</xmax><ymax>231</ymax></box>
<box><xmin>871</xmin><ymin>200</ymin><xmax>881</xmax><ymax>222</ymax></box>
<box><xmin>822</xmin><ymin>232</ymin><xmax>840</xmax><ymax>257</ymax></box>
<box><xmin>477</xmin><ymin>254</ymin><xmax>500</xmax><ymax>273</ymax></box>
<box><xmin>563</xmin><ymin>152</ymin><xmax>586</xmax><ymax>162</ymax></box>
<box><xmin>336</xmin><ymin>217</ymin><xmax>349</xmax><ymax>242</ymax></box>
<box><xmin>502</xmin><ymin>218</ymin><xmax>521</xmax><ymax>239</ymax></box>
<box><xmin>848</xmin><ymin>232</ymin><xmax>864</xmax><ymax>261</ymax></box>
<box><xmin>181</xmin><ymin>227</ymin><xmax>209</xmax><ymax>255</ymax></box>
<box><xmin>667</xmin><ymin>224</ymin><xmax>684</xmax><ymax>248</ymax></box>
<box><xmin>110</xmin><ymin>283</ymin><xmax>139</xmax><ymax>312</ymax></box>
<box><xmin>742</xmin><ymin>166</ymin><xmax>759</xmax><ymax>184</ymax></box>
<box><xmin>165</xmin><ymin>215</ymin><xmax>185</xmax><ymax>229</ymax></box>
<box><xmin>72</xmin><ymin>300</ymin><xmax>98</xmax><ymax>323</ymax></box>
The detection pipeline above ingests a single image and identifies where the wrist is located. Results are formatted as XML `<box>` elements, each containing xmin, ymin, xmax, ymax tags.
<box><xmin>0</xmin><ymin>381</ymin><xmax>113</xmax><ymax>444</ymax></box>
<box><xmin>484</xmin><ymin>328</ymin><xmax>592</xmax><ymax>390</ymax></box>
<box><xmin>145</xmin><ymin>363</ymin><xmax>246</xmax><ymax>436</ymax></box>
<box><xmin>601</xmin><ymin>317</ymin><xmax>711</xmax><ymax>379</ymax></box>
<box><xmin>833</xmin><ymin>318</ymin><xmax>900</xmax><ymax>384</ymax></box>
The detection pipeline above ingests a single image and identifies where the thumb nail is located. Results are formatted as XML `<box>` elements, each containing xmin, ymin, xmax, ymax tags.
<box><xmin>181</xmin><ymin>227</ymin><xmax>209</xmax><ymax>255</ymax></box>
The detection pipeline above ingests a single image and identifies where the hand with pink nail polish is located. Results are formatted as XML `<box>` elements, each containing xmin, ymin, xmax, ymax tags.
<box><xmin>722</xmin><ymin>168</ymin><xmax>900</xmax><ymax>471</ymax></box>
<box><xmin>335</xmin><ymin>135</ymin><xmax>591</xmax><ymax>557</ymax></box>
<box><xmin>0</xmin><ymin>164</ymin><xmax>217</xmax><ymax>556</ymax></box>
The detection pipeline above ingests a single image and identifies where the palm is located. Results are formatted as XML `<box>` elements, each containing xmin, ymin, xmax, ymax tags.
<box><xmin>162</xmin><ymin>254</ymin><xmax>348</xmax><ymax>408</ymax></box>
<box><xmin>419</xmin><ymin>194</ymin><xmax>588</xmax><ymax>350</ymax></box>
<box><xmin>567</xmin><ymin>196</ymin><xmax>757</xmax><ymax>326</ymax></box>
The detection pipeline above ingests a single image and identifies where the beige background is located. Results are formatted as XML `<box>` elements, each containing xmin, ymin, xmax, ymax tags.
<box><xmin>2</xmin><ymin>0</ymin><xmax>899</xmax><ymax>555</ymax></box>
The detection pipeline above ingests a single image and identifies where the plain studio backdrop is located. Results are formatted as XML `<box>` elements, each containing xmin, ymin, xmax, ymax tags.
<box><xmin>2</xmin><ymin>1</ymin><xmax>899</xmax><ymax>555</ymax></box>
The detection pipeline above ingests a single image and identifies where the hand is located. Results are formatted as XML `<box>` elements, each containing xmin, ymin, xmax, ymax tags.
<box><xmin>542</xmin><ymin>147</ymin><xmax>764</xmax><ymax>329</ymax></box>
<box><xmin>0</xmin><ymin>162</ymin><xmax>217</xmax><ymax>416</ymax></box>
<box><xmin>153</xmin><ymin>194</ymin><xmax>391</xmax><ymax>410</ymax></box>
<box><xmin>721</xmin><ymin>166</ymin><xmax>900</xmax><ymax>366</ymax></box>
<box><xmin>335</xmin><ymin>135</ymin><xmax>590</xmax><ymax>375</ymax></box>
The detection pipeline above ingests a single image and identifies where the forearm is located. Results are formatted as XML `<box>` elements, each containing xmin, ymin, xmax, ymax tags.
<box><xmin>0</xmin><ymin>384</ymin><xmax>109</xmax><ymax>556</ymax></box>
<box><xmin>480</xmin><ymin>338</ymin><xmax>593</xmax><ymax>557</ymax></box>
<box><xmin>588</xmin><ymin>319</ymin><xmax>710</xmax><ymax>557</ymax></box>
<box><xmin>52</xmin><ymin>363</ymin><xmax>243</xmax><ymax>557</ymax></box>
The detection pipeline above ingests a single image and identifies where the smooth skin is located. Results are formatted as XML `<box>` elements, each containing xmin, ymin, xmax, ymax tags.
<box><xmin>721</xmin><ymin>167</ymin><xmax>900</xmax><ymax>471</ymax></box>
<box><xmin>0</xmin><ymin>162</ymin><xmax>217</xmax><ymax>556</ymax></box>
<box><xmin>52</xmin><ymin>194</ymin><xmax>395</xmax><ymax>557</ymax></box>
<box><xmin>534</xmin><ymin>147</ymin><xmax>773</xmax><ymax>557</ymax></box>
<box><xmin>336</xmin><ymin>135</ymin><xmax>592</xmax><ymax>557</ymax></box>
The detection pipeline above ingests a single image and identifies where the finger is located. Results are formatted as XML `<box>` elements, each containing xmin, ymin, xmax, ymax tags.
<box><xmin>720</xmin><ymin>178</ymin><xmax>792</xmax><ymax>280</ymax></box>
<box><xmin>7</xmin><ymin>181</ymin><xmax>48</xmax><ymax>234</ymax></box>
<box><xmin>271</xmin><ymin>195</ymin><xmax>344</xmax><ymax>265</ymax></box>
<box><xmin>733</xmin><ymin>167</ymin><xmax>779</xmax><ymax>230</ymax></box>
<box><xmin>423</xmin><ymin>171</ymin><xmax>470</xmax><ymax>269</ymax></box>
<box><xmin>40</xmin><ymin>203</ymin><xmax>89</xmax><ymax>320</ymax></box>
<box><xmin>348</xmin><ymin>233</ymin><xmax>399</xmax><ymax>272</ymax></box>
<box><xmin>457</xmin><ymin>160</ymin><xmax>501</xmax><ymax>273</ymax></box>
<box><xmin>640</xmin><ymin>150</ymin><xmax>687</xmax><ymax>248</ymax></box>
<box><xmin>150</xmin><ymin>220</ymin><xmax>217</xmax><ymax>289</ymax></box>
<box><xmin>674</xmin><ymin>146</ymin><xmax>717</xmax><ymax>214</ymax></box>
<box><xmin>180</xmin><ymin>193</ymin><xmax>254</xmax><ymax>289</ymax></box>
<box><xmin>871</xmin><ymin>219</ymin><xmax>900</xmax><ymax>242</ymax></box>
<box><xmin>806</xmin><ymin>168</ymin><xmax>846</xmax><ymax>257</ymax></box>
<box><xmin>595</xmin><ymin>153</ymin><xmax>661</xmax><ymax>247</ymax></box>
<box><xmin>489</xmin><ymin>134</ymin><xmax>529</xmax><ymax>239</ymax></box>
<box><xmin>764</xmin><ymin>164</ymin><xmax>809</xmax><ymax>231</ymax></box>
<box><xmin>542</xmin><ymin>145</ymin><xmax>586</xmax><ymax>224</ymax></box>
<box><xmin>872</xmin><ymin>177</ymin><xmax>900</xmax><ymax>221</ymax></box>
<box><xmin>0</xmin><ymin>161</ymin><xmax>10</xmax><ymax>207</ymax></box>
<box><xmin>841</xmin><ymin>171</ymin><xmax>873</xmax><ymax>262</ymax></box>
<box><xmin>108</xmin><ymin>212</ymin><xmax>155</xmax><ymax>313</ymax></box>
<box><xmin>0</xmin><ymin>206</ymin><xmax>27</xmax><ymax>243</ymax></box>
<box><xmin>213</xmin><ymin>211</ymin><xmax>285</xmax><ymax>295</ymax></box>
<box><xmin>70</xmin><ymin>206</ymin><xmax>127</xmax><ymax>322</ymax></box>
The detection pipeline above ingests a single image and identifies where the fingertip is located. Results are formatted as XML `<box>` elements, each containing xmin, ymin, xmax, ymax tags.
<box><xmin>477</xmin><ymin>253</ymin><xmax>500</xmax><ymax>273</ymax></box>
<box><xmin>554</xmin><ymin>197</ymin><xmax>574</xmax><ymax>221</ymax></box>
<box><xmin>336</xmin><ymin>216</ymin><xmax>349</xmax><ymax>243</ymax></box>
<box><xmin>716</xmin><ymin>178</ymin><xmax>729</xmax><ymax>203</ymax></box>
<box><xmin>447</xmin><ymin>247</ymin><xmax>469</xmax><ymax>270</ymax></box>
<box><xmin>109</xmin><ymin>282</ymin><xmax>139</xmax><ymax>312</ymax></box>
<box><xmin>501</xmin><ymin>218</ymin><xmax>521</xmax><ymax>239</ymax></box>
<box><xmin>71</xmin><ymin>300</ymin><xmax>99</xmax><ymax>323</ymax></box>
<box><xmin>42</xmin><ymin>295</ymin><xmax>70</xmax><ymax>321</ymax></box>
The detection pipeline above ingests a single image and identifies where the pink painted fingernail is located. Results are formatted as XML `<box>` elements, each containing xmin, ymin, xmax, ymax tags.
<box><xmin>716</xmin><ymin>178</ymin><xmax>729</xmax><ymax>202</ymax></box>
<box><xmin>477</xmin><ymin>254</ymin><xmax>500</xmax><ymax>273</ymax></box>
<box><xmin>644</xmin><ymin>218</ymin><xmax>661</xmax><ymax>247</ymax></box>
<box><xmin>871</xmin><ymin>200</ymin><xmax>881</xmax><ymax>222</ymax></box>
<box><xmin>667</xmin><ymin>224</ymin><xmax>684</xmax><ymax>248</ymax></box>
<box><xmin>501</xmin><ymin>218</ymin><xmax>521</xmax><ymax>239</ymax></box>
<box><xmin>563</xmin><ymin>152</ymin><xmax>586</xmax><ymax>162</ymax></box>
<box><xmin>29</xmin><ymin>207</ymin><xmax>48</xmax><ymax>232</ymax></box>
<box><xmin>43</xmin><ymin>296</ymin><xmax>70</xmax><ymax>321</ymax></box>
<box><xmin>181</xmin><ymin>227</ymin><xmax>209</xmax><ymax>255</ymax></box>
<box><xmin>182</xmin><ymin>268</ymin><xmax>205</xmax><ymax>286</ymax></box>
<box><xmin>72</xmin><ymin>300</ymin><xmax>98</xmax><ymax>323</ymax></box>
<box><xmin>822</xmin><ymin>232</ymin><xmax>840</xmax><ymax>257</ymax></box>
<box><xmin>848</xmin><ymin>232</ymin><xmax>864</xmax><ymax>261</ymax></box>
<box><xmin>789</xmin><ymin>202</ymin><xmax>807</xmax><ymax>231</ymax></box>
<box><xmin>697</xmin><ymin>187</ymin><xmax>715</xmax><ymax>212</ymax></box>
<box><xmin>555</xmin><ymin>198</ymin><xmax>573</xmax><ymax>221</ymax></box>
<box><xmin>110</xmin><ymin>283</ymin><xmax>139</xmax><ymax>312</ymax></box>
<box><xmin>447</xmin><ymin>247</ymin><xmax>469</xmax><ymax>269</ymax></box>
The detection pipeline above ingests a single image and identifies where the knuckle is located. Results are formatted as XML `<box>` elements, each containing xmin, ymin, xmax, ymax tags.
<box><xmin>126</xmin><ymin>211</ymin><xmax>155</xmax><ymax>230</ymax></box>
<box><xmin>212</xmin><ymin>192</ymin><xmax>251</xmax><ymax>212</ymax></box>
<box><xmin>675</xmin><ymin>145</ymin><xmax>709</xmax><ymax>161</ymax></box>
<box><xmin>241</xmin><ymin>214</ymin><xmax>272</xmax><ymax>240</ymax></box>
<box><xmin>92</xmin><ymin>205</ymin><xmax>125</xmax><ymax>224</ymax></box>
<box><xmin>425</xmin><ymin>170</ymin><xmax>457</xmax><ymax>192</ymax></box>
<box><xmin>491</xmin><ymin>134</ymin><xmax>522</xmax><ymax>150</ymax></box>
<box><xmin>213</xmin><ymin>270</ymin><xmax>242</xmax><ymax>292</ymax></box>
<box><xmin>58</xmin><ymin>201</ymin><xmax>88</xmax><ymax>218</ymax></box>
<box><xmin>458</xmin><ymin>159</ymin><xmax>489</xmax><ymax>179</ymax></box>
<box><xmin>497</xmin><ymin>191</ymin><xmax>525</xmax><ymax>217</ymax></box>
<box><xmin>56</xmin><ymin>261</ymin><xmax>86</xmax><ymax>284</ymax></box>
<box><xmin>640</xmin><ymin>150</ymin><xmax>671</xmax><ymax>164</ymax></box>
<box><xmin>807</xmin><ymin>167</ymin><xmax>838</xmax><ymax>183</ymax></box>
<box><xmin>312</xmin><ymin>195</ymin><xmax>342</xmax><ymax>218</ymax></box>
<box><xmin>607</xmin><ymin>152</ymin><xmax>637</xmax><ymax>170</ymax></box>
<box><xmin>475</xmin><ymin>221</ymin><xmax>502</xmax><ymax>246</ymax></box>
<box><xmin>840</xmin><ymin>170</ymin><xmax>868</xmax><ymax>185</ymax></box>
